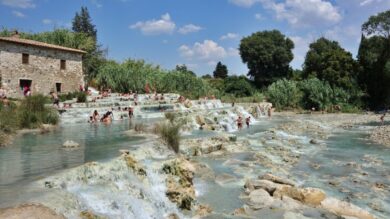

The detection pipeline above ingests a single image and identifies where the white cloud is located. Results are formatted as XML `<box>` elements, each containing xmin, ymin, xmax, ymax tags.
<box><xmin>178</xmin><ymin>24</ymin><xmax>202</xmax><ymax>34</ymax></box>
<box><xmin>130</xmin><ymin>13</ymin><xmax>176</xmax><ymax>35</ymax></box>
<box><xmin>324</xmin><ymin>25</ymin><xmax>361</xmax><ymax>44</ymax></box>
<box><xmin>220</xmin><ymin>33</ymin><xmax>239</xmax><ymax>40</ymax></box>
<box><xmin>359</xmin><ymin>0</ymin><xmax>384</xmax><ymax>6</ymax></box>
<box><xmin>42</xmin><ymin>19</ymin><xmax>53</xmax><ymax>25</ymax></box>
<box><xmin>260</xmin><ymin>0</ymin><xmax>342</xmax><ymax>27</ymax></box>
<box><xmin>229</xmin><ymin>0</ymin><xmax>261</xmax><ymax>7</ymax></box>
<box><xmin>254</xmin><ymin>13</ymin><xmax>264</xmax><ymax>20</ymax></box>
<box><xmin>227</xmin><ymin>47</ymin><xmax>240</xmax><ymax>57</ymax></box>
<box><xmin>12</xmin><ymin>11</ymin><xmax>25</xmax><ymax>18</ymax></box>
<box><xmin>1</xmin><ymin>0</ymin><xmax>35</xmax><ymax>8</ymax></box>
<box><xmin>179</xmin><ymin>40</ymin><xmax>228</xmax><ymax>61</ymax></box>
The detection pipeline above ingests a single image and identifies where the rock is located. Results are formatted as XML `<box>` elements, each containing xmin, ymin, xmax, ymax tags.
<box><xmin>163</xmin><ymin>158</ymin><xmax>196</xmax><ymax>210</ymax></box>
<box><xmin>196</xmin><ymin>115</ymin><xmax>206</xmax><ymax>125</ymax></box>
<box><xmin>320</xmin><ymin>197</ymin><xmax>375</xmax><ymax>219</ymax></box>
<box><xmin>119</xmin><ymin>149</ymin><xmax>130</xmax><ymax>155</ymax></box>
<box><xmin>245</xmin><ymin>179</ymin><xmax>283</xmax><ymax>194</ymax></box>
<box><xmin>123</xmin><ymin>154</ymin><xmax>147</xmax><ymax>176</ymax></box>
<box><xmin>299</xmin><ymin>188</ymin><xmax>326</xmax><ymax>206</ymax></box>
<box><xmin>274</xmin><ymin>187</ymin><xmax>326</xmax><ymax>206</ymax></box>
<box><xmin>0</xmin><ymin>204</ymin><xmax>65</xmax><ymax>219</ymax></box>
<box><xmin>228</xmin><ymin>135</ymin><xmax>237</xmax><ymax>142</ymax></box>
<box><xmin>215</xmin><ymin>173</ymin><xmax>236</xmax><ymax>185</ymax></box>
<box><xmin>62</xmin><ymin>140</ymin><xmax>79</xmax><ymax>148</ymax></box>
<box><xmin>195</xmin><ymin>205</ymin><xmax>212</xmax><ymax>217</ymax></box>
<box><xmin>80</xmin><ymin>210</ymin><xmax>105</xmax><ymax>219</ymax></box>
<box><xmin>44</xmin><ymin>181</ymin><xmax>54</xmax><ymax>189</ymax></box>
<box><xmin>166</xmin><ymin>213</ymin><xmax>180</xmax><ymax>219</ymax></box>
<box><xmin>309</xmin><ymin>139</ymin><xmax>319</xmax><ymax>144</ymax></box>
<box><xmin>248</xmin><ymin>189</ymin><xmax>274</xmax><ymax>210</ymax></box>
<box><xmin>275</xmin><ymin>196</ymin><xmax>304</xmax><ymax>211</ymax></box>
<box><xmin>259</xmin><ymin>174</ymin><xmax>296</xmax><ymax>186</ymax></box>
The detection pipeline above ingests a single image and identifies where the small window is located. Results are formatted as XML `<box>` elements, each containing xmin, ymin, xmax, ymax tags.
<box><xmin>56</xmin><ymin>83</ymin><xmax>62</xmax><ymax>93</ymax></box>
<box><xmin>60</xmin><ymin>60</ymin><xmax>66</xmax><ymax>70</ymax></box>
<box><xmin>22</xmin><ymin>53</ymin><xmax>29</xmax><ymax>64</ymax></box>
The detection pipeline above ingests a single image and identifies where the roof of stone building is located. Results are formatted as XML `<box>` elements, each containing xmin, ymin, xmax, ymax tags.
<box><xmin>0</xmin><ymin>36</ymin><xmax>86</xmax><ymax>54</ymax></box>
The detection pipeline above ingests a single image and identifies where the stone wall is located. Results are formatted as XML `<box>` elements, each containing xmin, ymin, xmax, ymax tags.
<box><xmin>0</xmin><ymin>41</ymin><xmax>84</xmax><ymax>98</ymax></box>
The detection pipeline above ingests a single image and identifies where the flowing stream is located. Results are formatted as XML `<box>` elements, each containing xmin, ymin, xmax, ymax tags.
<box><xmin>0</xmin><ymin>115</ymin><xmax>389</xmax><ymax>218</ymax></box>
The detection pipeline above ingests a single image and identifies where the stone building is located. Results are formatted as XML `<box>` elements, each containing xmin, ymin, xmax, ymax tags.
<box><xmin>0</xmin><ymin>34</ymin><xmax>85</xmax><ymax>98</ymax></box>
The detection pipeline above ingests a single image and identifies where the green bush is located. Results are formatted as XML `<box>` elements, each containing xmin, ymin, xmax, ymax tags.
<box><xmin>155</xmin><ymin>121</ymin><xmax>181</xmax><ymax>154</ymax></box>
<box><xmin>18</xmin><ymin>95</ymin><xmax>59</xmax><ymax>129</ymax></box>
<box><xmin>76</xmin><ymin>92</ymin><xmax>87</xmax><ymax>103</ymax></box>
<box><xmin>223</xmin><ymin>76</ymin><xmax>255</xmax><ymax>97</ymax></box>
<box><xmin>266</xmin><ymin>79</ymin><xmax>301</xmax><ymax>110</ymax></box>
<box><xmin>299</xmin><ymin>78</ymin><xmax>333</xmax><ymax>111</ymax></box>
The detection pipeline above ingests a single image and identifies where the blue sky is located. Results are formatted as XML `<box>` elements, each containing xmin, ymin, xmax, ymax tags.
<box><xmin>1</xmin><ymin>0</ymin><xmax>390</xmax><ymax>76</ymax></box>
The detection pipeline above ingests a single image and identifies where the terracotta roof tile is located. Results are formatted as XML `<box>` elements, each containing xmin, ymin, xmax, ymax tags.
<box><xmin>0</xmin><ymin>37</ymin><xmax>86</xmax><ymax>54</ymax></box>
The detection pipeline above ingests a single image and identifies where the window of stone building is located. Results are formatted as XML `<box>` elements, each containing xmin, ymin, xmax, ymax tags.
<box><xmin>56</xmin><ymin>83</ymin><xmax>62</xmax><ymax>93</ymax></box>
<box><xmin>22</xmin><ymin>53</ymin><xmax>29</xmax><ymax>64</ymax></box>
<box><xmin>60</xmin><ymin>60</ymin><xmax>66</xmax><ymax>70</ymax></box>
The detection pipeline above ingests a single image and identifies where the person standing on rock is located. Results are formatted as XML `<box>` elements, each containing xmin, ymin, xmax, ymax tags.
<box><xmin>380</xmin><ymin>113</ymin><xmax>386</xmax><ymax>125</ymax></box>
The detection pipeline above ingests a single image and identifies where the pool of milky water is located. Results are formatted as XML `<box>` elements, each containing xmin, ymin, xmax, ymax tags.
<box><xmin>0</xmin><ymin>119</ymin><xmax>155</xmax><ymax>206</ymax></box>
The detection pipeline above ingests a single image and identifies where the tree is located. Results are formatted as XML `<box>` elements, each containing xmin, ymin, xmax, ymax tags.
<box><xmin>357</xmin><ymin>10</ymin><xmax>390</xmax><ymax>109</ymax></box>
<box><xmin>239</xmin><ymin>30</ymin><xmax>294</xmax><ymax>87</ymax></box>
<box><xmin>72</xmin><ymin>7</ymin><xmax>105</xmax><ymax>81</ymax></box>
<box><xmin>72</xmin><ymin>7</ymin><xmax>97</xmax><ymax>39</ymax></box>
<box><xmin>302</xmin><ymin>37</ymin><xmax>358</xmax><ymax>91</ymax></box>
<box><xmin>362</xmin><ymin>10</ymin><xmax>390</xmax><ymax>38</ymax></box>
<box><xmin>175</xmin><ymin>64</ymin><xmax>196</xmax><ymax>77</ymax></box>
<box><xmin>223</xmin><ymin>76</ymin><xmax>254</xmax><ymax>97</ymax></box>
<box><xmin>213</xmin><ymin>61</ymin><xmax>228</xmax><ymax>79</ymax></box>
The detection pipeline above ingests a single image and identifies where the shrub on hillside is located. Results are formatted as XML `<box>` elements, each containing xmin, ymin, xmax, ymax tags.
<box><xmin>266</xmin><ymin>79</ymin><xmax>301</xmax><ymax>110</ymax></box>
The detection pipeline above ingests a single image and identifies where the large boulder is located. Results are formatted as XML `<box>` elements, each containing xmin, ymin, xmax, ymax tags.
<box><xmin>320</xmin><ymin>197</ymin><xmax>375</xmax><ymax>219</ymax></box>
<box><xmin>248</xmin><ymin>189</ymin><xmax>274</xmax><ymax>210</ymax></box>
<box><xmin>274</xmin><ymin>187</ymin><xmax>326</xmax><ymax>206</ymax></box>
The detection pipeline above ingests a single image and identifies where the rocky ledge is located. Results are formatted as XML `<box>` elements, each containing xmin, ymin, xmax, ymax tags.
<box><xmin>236</xmin><ymin>173</ymin><xmax>375</xmax><ymax>219</ymax></box>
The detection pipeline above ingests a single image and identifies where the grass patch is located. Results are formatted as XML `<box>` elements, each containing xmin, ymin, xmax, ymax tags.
<box><xmin>155</xmin><ymin>121</ymin><xmax>181</xmax><ymax>154</ymax></box>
